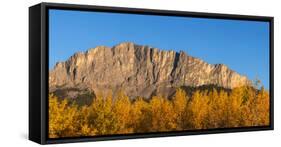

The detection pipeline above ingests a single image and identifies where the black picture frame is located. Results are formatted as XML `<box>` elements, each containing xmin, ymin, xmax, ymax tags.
<box><xmin>29</xmin><ymin>2</ymin><xmax>274</xmax><ymax>144</ymax></box>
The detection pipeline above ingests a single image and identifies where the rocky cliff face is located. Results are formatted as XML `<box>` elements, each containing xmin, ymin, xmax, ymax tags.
<box><xmin>49</xmin><ymin>42</ymin><xmax>250</xmax><ymax>98</ymax></box>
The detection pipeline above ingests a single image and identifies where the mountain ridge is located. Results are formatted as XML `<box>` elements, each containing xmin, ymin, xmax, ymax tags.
<box><xmin>49</xmin><ymin>42</ymin><xmax>250</xmax><ymax>99</ymax></box>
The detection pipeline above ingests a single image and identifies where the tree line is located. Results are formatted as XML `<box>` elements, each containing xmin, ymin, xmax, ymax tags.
<box><xmin>49</xmin><ymin>85</ymin><xmax>269</xmax><ymax>138</ymax></box>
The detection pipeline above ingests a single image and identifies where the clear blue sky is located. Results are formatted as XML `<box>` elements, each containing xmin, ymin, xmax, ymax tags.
<box><xmin>49</xmin><ymin>9</ymin><xmax>270</xmax><ymax>89</ymax></box>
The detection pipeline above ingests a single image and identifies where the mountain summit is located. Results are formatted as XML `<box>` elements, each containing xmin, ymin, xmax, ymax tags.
<box><xmin>49</xmin><ymin>42</ymin><xmax>250</xmax><ymax>98</ymax></box>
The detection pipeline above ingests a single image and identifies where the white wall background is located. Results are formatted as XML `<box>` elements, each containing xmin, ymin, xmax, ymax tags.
<box><xmin>0</xmin><ymin>0</ymin><xmax>279</xmax><ymax>146</ymax></box>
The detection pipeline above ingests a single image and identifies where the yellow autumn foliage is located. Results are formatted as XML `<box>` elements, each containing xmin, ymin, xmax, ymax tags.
<box><xmin>49</xmin><ymin>86</ymin><xmax>270</xmax><ymax>138</ymax></box>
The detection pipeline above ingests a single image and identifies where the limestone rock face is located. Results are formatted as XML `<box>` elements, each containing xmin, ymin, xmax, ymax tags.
<box><xmin>49</xmin><ymin>42</ymin><xmax>250</xmax><ymax>98</ymax></box>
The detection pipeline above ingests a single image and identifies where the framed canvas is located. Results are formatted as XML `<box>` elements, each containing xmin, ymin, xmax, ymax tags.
<box><xmin>29</xmin><ymin>2</ymin><xmax>274</xmax><ymax>144</ymax></box>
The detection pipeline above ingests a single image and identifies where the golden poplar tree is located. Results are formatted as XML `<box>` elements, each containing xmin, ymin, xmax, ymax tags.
<box><xmin>172</xmin><ymin>88</ymin><xmax>188</xmax><ymax>130</ymax></box>
<box><xmin>88</xmin><ymin>94</ymin><xmax>117</xmax><ymax>135</ymax></box>
<box><xmin>188</xmin><ymin>91</ymin><xmax>208</xmax><ymax>129</ymax></box>
<box><xmin>150</xmin><ymin>96</ymin><xmax>176</xmax><ymax>132</ymax></box>
<box><xmin>113</xmin><ymin>91</ymin><xmax>132</xmax><ymax>134</ymax></box>
<box><xmin>49</xmin><ymin>94</ymin><xmax>79</xmax><ymax>138</ymax></box>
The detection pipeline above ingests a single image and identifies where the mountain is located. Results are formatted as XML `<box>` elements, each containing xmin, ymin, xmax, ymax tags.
<box><xmin>49</xmin><ymin>42</ymin><xmax>250</xmax><ymax>99</ymax></box>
